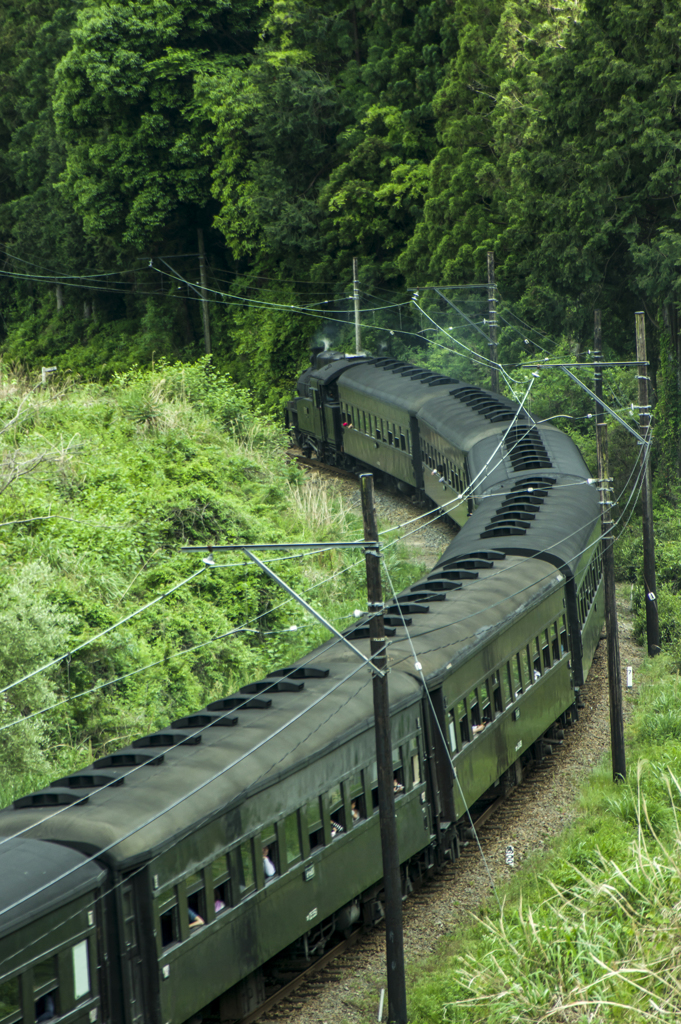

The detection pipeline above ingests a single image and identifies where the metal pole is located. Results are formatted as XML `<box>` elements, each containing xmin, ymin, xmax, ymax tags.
<box><xmin>487</xmin><ymin>251</ymin><xmax>499</xmax><ymax>393</ymax></box>
<box><xmin>635</xmin><ymin>312</ymin><xmax>660</xmax><ymax>655</ymax></box>
<box><xmin>360</xmin><ymin>474</ymin><xmax>406</xmax><ymax>1024</ymax></box>
<box><xmin>594</xmin><ymin>312</ymin><xmax>626</xmax><ymax>781</ymax></box>
<box><xmin>197</xmin><ymin>228</ymin><xmax>211</xmax><ymax>355</ymax></box>
<box><xmin>353</xmin><ymin>257</ymin><xmax>362</xmax><ymax>355</ymax></box>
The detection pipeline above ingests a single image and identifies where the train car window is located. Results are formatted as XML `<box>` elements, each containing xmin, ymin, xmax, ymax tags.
<box><xmin>407</xmin><ymin>430</ymin><xmax>412</xmax><ymax>455</ymax></box>
<box><xmin>186</xmin><ymin>871</ymin><xmax>206</xmax><ymax>926</ymax></box>
<box><xmin>542</xmin><ymin>630</ymin><xmax>552</xmax><ymax>669</ymax></box>
<box><xmin>409</xmin><ymin>737</ymin><xmax>422</xmax><ymax>784</ymax></box>
<box><xmin>262</xmin><ymin>836</ymin><xmax>278</xmax><ymax>881</ymax></box>
<box><xmin>0</xmin><ymin>977</ymin><xmax>20</xmax><ymax>1023</ymax></box>
<box><xmin>368</xmin><ymin>761</ymin><xmax>379</xmax><ymax>810</ymax></box>
<box><xmin>480</xmin><ymin>680</ymin><xmax>492</xmax><ymax>721</ymax></box>
<box><xmin>376</xmin><ymin>420</ymin><xmax>382</xmax><ymax>440</ymax></box>
<box><xmin>284</xmin><ymin>810</ymin><xmax>302</xmax><ymax>864</ymax></box>
<box><xmin>306</xmin><ymin>797</ymin><xmax>325</xmax><ymax>849</ymax></box>
<box><xmin>400</xmin><ymin>433</ymin><xmax>406</xmax><ymax>451</ymax></box>
<box><xmin>72</xmin><ymin>939</ymin><xmax>91</xmax><ymax>1002</ymax></box>
<box><xmin>560</xmin><ymin>616</ymin><xmax>569</xmax><ymax>654</ymax></box>
<box><xmin>237</xmin><ymin>840</ymin><xmax>256</xmax><ymax>895</ymax></box>
<box><xmin>491</xmin><ymin>674</ymin><xmax>503</xmax><ymax>714</ymax></box>
<box><xmin>501</xmin><ymin>664</ymin><xmax>512</xmax><ymax>705</ymax></box>
<box><xmin>328</xmin><ymin>784</ymin><xmax>345</xmax><ymax>835</ymax></box>
<box><xmin>469</xmin><ymin>690</ymin><xmax>480</xmax><ymax>727</ymax></box>
<box><xmin>457</xmin><ymin>699</ymin><xmax>470</xmax><ymax>744</ymax></box>
<box><xmin>158</xmin><ymin>885</ymin><xmax>179</xmax><ymax>947</ymax></box>
<box><xmin>348</xmin><ymin>771</ymin><xmax>366</xmax><ymax>822</ymax></box>
<box><xmin>448</xmin><ymin>708</ymin><xmax>457</xmax><ymax>752</ymax></box>
<box><xmin>551</xmin><ymin>622</ymin><xmax>561</xmax><ymax>662</ymax></box>
<box><xmin>508</xmin><ymin>657</ymin><xmax>520</xmax><ymax>700</ymax></box>
<box><xmin>387</xmin><ymin>428</ymin><xmax>394</xmax><ymax>445</ymax></box>
<box><xmin>533</xmin><ymin>638</ymin><xmax>542</xmax><ymax>680</ymax></box>
<box><xmin>34</xmin><ymin>956</ymin><xmax>58</xmax><ymax>1021</ymax></box>
<box><xmin>211</xmin><ymin>856</ymin><xmax>232</xmax><ymax>911</ymax></box>
<box><xmin>392</xmin><ymin>747</ymin><xmax>405</xmax><ymax>793</ymax></box>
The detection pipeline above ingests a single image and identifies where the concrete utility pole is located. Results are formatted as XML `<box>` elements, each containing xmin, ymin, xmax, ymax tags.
<box><xmin>197</xmin><ymin>228</ymin><xmax>211</xmax><ymax>355</ymax></box>
<box><xmin>635</xmin><ymin>312</ymin><xmax>661</xmax><ymax>656</ymax></box>
<box><xmin>593</xmin><ymin>311</ymin><xmax>626</xmax><ymax>782</ymax></box>
<box><xmin>360</xmin><ymin>474</ymin><xmax>407</xmax><ymax>1024</ymax></box>
<box><xmin>353</xmin><ymin>257</ymin><xmax>362</xmax><ymax>355</ymax></box>
<box><xmin>487</xmin><ymin>251</ymin><xmax>499</xmax><ymax>393</ymax></box>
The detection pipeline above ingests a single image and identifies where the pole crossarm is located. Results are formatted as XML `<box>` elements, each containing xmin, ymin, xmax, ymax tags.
<box><xmin>181</xmin><ymin>542</ymin><xmax>385</xmax><ymax>677</ymax></box>
<box><xmin>550</xmin><ymin>365</ymin><xmax>647</xmax><ymax>445</ymax></box>
<box><xmin>181</xmin><ymin>542</ymin><xmax>379</xmax><ymax>551</ymax></box>
<box><xmin>524</xmin><ymin>361</ymin><xmax>648</xmax><ymax>368</ymax></box>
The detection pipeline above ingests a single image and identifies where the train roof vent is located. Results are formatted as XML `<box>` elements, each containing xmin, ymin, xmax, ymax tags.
<box><xmin>132</xmin><ymin>731</ymin><xmax>201</xmax><ymax>748</ymax></box>
<box><xmin>504</xmin><ymin>426</ymin><xmax>552</xmax><ymax>471</ymax></box>
<box><xmin>14</xmin><ymin>788</ymin><xmax>90</xmax><ymax>809</ymax></box>
<box><xmin>172</xmin><ymin>712</ymin><xmax>238</xmax><ymax>728</ymax></box>
<box><xmin>94</xmin><ymin>748</ymin><xmax>165</xmax><ymax>768</ymax></box>
<box><xmin>343</xmin><ymin>623</ymin><xmax>397</xmax><ymax>640</ymax></box>
<box><xmin>372</xmin><ymin>358</ymin><xmax>403</xmax><ymax>368</ymax></box>
<box><xmin>51</xmin><ymin>772</ymin><xmax>124</xmax><ymax>789</ymax></box>
<box><xmin>384</xmin><ymin>602</ymin><xmax>430</xmax><ymax>617</ymax></box>
<box><xmin>407</xmin><ymin>588</ymin><xmax>447</xmax><ymax>602</ymax></box>
<box><xmin>240</xmin><ymin>679</ymin><xmax>305</xmax><ymax>694</ymax></box>
<box><xmin>480</xmin><ymin>481</ymin><xmax>555</xmax><ymax>538</ymax></box>
<box><xmin>450</xmin><ymin>386</ymin><xmax>519</xmax><ymax>422</ymax></box>
<box><xmin>508</xmin><ymin>476</ymin><xmax>556</xmax><ymax>498</ymax></box>
<box><xmin>207</xmin><ymin>697</ymin><xmax>272</xmax><ymax>712</ymax></box>
<box><xmin>268</xmin><ymin>666</ymin><xmax>329</xmax><ymax>679</ymax></box>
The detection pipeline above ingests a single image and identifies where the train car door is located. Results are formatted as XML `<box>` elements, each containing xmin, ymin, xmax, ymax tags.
<box><xmin>120</xmin><ymin>880</ymin><xmax>146</xmax><ymax>1024</ymax></box>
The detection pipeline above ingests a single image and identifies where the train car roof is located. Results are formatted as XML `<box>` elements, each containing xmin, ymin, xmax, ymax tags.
<box><xmin>0</xmin><ymin>550</ymin><xmax>560</xmax><ymax>872</ymax></box>
<box><xmin>0</xmin><ymin>837</ymin><xmax>105</xmax><ymax>939</ymax></box>
<box><xmin>436</xmin><ymin>476</ymin><xmax>601</xmax><ymax>578</ymax></box>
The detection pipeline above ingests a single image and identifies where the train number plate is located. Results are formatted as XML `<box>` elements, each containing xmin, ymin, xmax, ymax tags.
<box><xmin>306</xmin><ymin>908</ymin><xmax>318</xmax><ymax>922</ymax></box>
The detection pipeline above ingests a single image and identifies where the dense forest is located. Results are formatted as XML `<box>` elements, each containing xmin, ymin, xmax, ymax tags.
<box><xmin>1</xmin><ymin>0</ymin><xmax>681</xmax><ymax>417</ymax></box>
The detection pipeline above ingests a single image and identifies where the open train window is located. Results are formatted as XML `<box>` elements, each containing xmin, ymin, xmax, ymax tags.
<box><xmin>306</xmin><ymin>797</ymin><xmax>325</xmax><ymax>850</ymax></box>
<box><xmin>551</xmin><ymin>622</ymin><xmax>560</xmax><ymax>662</ymax></box>
<box><xmin>409</xmin><ymin>737</ymin><xmax>421</xmax><ymax>785</ymax></box>
<box><xmin>560</xmin><ymin>616</ymin><xmax>569</xmax><ymax>655</ymax></box>
<box><xmin>211</xmin><ymin>855</ymin><xmax>232</xmax><ymax>912</ymax></box>
<box><xmin>469</xmin><ymin>690</ymin><xmax>480</xmax><ymax>728</ymax></box>
<box><xmin>400</xmin><ymin>433</ymin><xmax>406</xmax><ymax>451</ymax></box>
<box><xmin>457</xmin><ymin>699</ymin><xmax>469</xmax><ymax>744</ymax></box>
<box><xmin>368</xmin><ymin>761</ymin><xmax>379</xmax><ymax>810</ymax></box>
<box><xmin>448</xmin><ymin>707</ymin><xmax>457</xmax><ymax>752</ymax></box>
<box><xmin>542</xmin><ymin>630</ymin><xmax>551</xmax><ymax>669</ymax></box>
<box><xmin>491</xmin><ymin>673</ymin><xmax>503</xmax><ymax>714</ymax></box>
<box><xmin>34</xmin><ymin>957</ymin><xmax>59</xmax><ymax>1023</ymax></box>
<box><xmin>348</xmin><ymin>771</ymin><xmax>365</xmax><ymax>823</ymax></box>
<box><xmin>237</xmin><ymin>840</ymin><xmax>256</xmax><ymax>896</ymax></box>
<box><xmin>261</xmin><ymin>834</ymin><xmax>278</xmax><ymax>882</ymax></box>
<box><xmin>158</xmin><ymin>885</ymin><xmax>179</xmax><ymax>947</ymax></box>
<box><xmin>392</xmin><ymin>747</ymin><xmax>405</xmax><ymax>794</ymax></box>
<box><xmin>480</xmin><ymin>680</ymin><xmax>491</xmax><ymax>722</ymax></box>
<box><xmin>186</xmin><ymin>871</ymin><xmax>206</xmax><ymax>930</ymax></box>
<box><xmin>328</xmin><ymin>784</ymin><xmax>345</xmax><ymax>836</ymax></box>
<box><xmin>0</xmin><ymin>976</ymin><xmax>20</xmax><ymax>1024</ymax></box>
<box><xmin>503</xmin><ymin>663</ymin><xmax>514</xmax><ymax>705</ymax></box>
<box><xmin>533</xmin><ymin>638</ymin><xmax>542</xmax><ymax>680</ymax></box>
<box><xmin>284</xmin><ymin>810</ymin><xmax>302</xmax><ymax>865</ymax></box>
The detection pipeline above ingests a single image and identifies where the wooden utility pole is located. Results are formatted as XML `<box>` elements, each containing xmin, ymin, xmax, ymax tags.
<box><xmin>635</xmin><ymin>312</ymin><xmax>661</xmax><ymax>656</ymax></box>
<box><xmin>353</xmin><ymin>257</ymin><xmax>362</xmax><ymax>355</ymax></box>
<box><xmin>197</xmin><ymin>228</ymin><xmax>211</xmax><ymax>355</ymax></box>
<box><xmin>360</xmin><ymin>474</ymin><xmax>406</xmax><ymax>1024</ymax></box>
<box><xmin>594</xmin><ymin>311</ymin><xmax>626</xmax><ymax>782</ymax></box>
<box><xmin>487</xmin><ymin>251</ymin><xmax>499</xmax><ymax>393</ymax></box>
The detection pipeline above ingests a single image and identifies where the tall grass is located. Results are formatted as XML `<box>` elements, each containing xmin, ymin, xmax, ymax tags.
<box><xmin>409</xmin><ymin>756</ymin><xmax>681</xmax><ymax>1024</ymax></box>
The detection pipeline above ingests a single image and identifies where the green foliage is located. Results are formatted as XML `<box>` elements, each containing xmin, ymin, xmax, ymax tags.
<box><xmin>0</xmin><ymin>359</ymin><xmax>424</xmax><ymax>798</ymax></box>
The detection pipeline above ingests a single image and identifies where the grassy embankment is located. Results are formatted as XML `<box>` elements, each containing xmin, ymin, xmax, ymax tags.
<box><xmin>0</xmin><ymin>359</ymin><xmax>424</xmax><ymax>804</ymax></box>
<box><xmin>404</xmin><ymin>650</ymin><xmax>681</xmax><ymax>1023</ymax></box>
